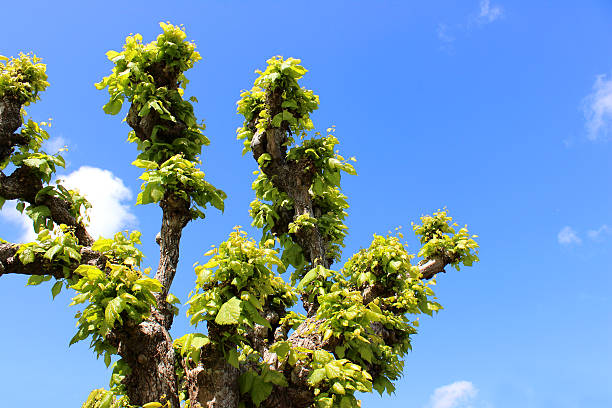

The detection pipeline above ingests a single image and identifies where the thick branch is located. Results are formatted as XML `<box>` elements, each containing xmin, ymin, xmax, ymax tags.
<box><xmin>108</xmin><ymin>321</ymin><xmax>179</xmax><ymax>408</ymax></box>
<box><xmin>0</xmin><ymin>242</ymin><xmax>105</xmax><ymax>278</ymax></box>
<box><xmin>0</xmin><ymin>96</ymin><xmax>23</xmax><ymax>163</ymax></box>
<box><xmin>0</xmin><ymin>167</ymin><xmax>94</xmax><ymax>245</ymax></box>
<box><xmin>418</xmin><ymin>255</ymin><xmax>452</xmax><ymax>280</ymax></box>
<box><xmin>153</xmin><ymin>193</ymin><xmax>191</xmax><ymax>329</ymax></box>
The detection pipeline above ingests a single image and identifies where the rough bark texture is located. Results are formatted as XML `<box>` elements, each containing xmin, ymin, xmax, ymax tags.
<box><xmin>248</xmin><ymin>89</ymin><xmax>330</xmax><ymax>319</ymax></box>
<box><xmin>154</xmin><ymin>193</ymin><xmax>191</xmax><ymax>329</ymax></box>
<box><xmin>186</xmin><ymin>322</ymin><xmax>241</xmax><ymax>408</ymax></box>
<box><xmin>108</xmin><ymin>321</ymin><xmax>179</xmax><ymax>408</ymax></box>
<box><xmin>0</xmin><ymin>243</ymin><xmax>105</xmax><ymax>278</ymax></box>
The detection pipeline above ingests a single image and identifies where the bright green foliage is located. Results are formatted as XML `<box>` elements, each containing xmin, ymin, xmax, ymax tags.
<box><xmin>95</xmin><ymin>22</ymin><xmax>206</xmax><ymax>163</ymax></box>
<box><xmin>236</xmin><ymin>56</ymin><xmax>319</xmax><ymax>153</ymax></box>
<box><xmin>413</xmin><ymin>210</ymin><xmax>480</xmax><ymax>269</ymax></box>
<box><xmin>238</xmin><ymin>364</ymin><xmax>288</xmax><ymax>407</ymax></box>
<box><xmin>238</xmin><ymin>58</ymin><xmax>356</xmax><ymax>280</ymax></box>
<box><xmin>174</xmin><ymin>332</ymin><xmax>210</xmax><ymax>364</ymax></box>
<box><xmin>307</xmin><ymin>350</ymin><xmax>372</xmax><ymax>408</ymax></box>
<box><xmin>186</xmin><ymin>228</ymin><xmax>297</xmax><ymax>340</ymax></box>
<box><xmin>91</xmin><ymin>231</ymin><xmax>145</xmax><ymax>267</ymax></box>
<box><xmin>82</xmin><ymin>389</ymin><xmax>130</xmax><ymax>408</ymax></box>
<box><xmin>96</xmin><ymin>22</ymin><xmax>225</xmax><ymax>220</ymax></box>
<box><xmin>69</xmin><ymin>233</ymin><xmax>162</xmax><ymax>363</ymax></box>
<box><xmin>0</xmin><ymin>53</ymin><xmax>49</xmax><ymax>104</ymax></box>
<box><xmin>133</xmin><ymin>154</ymin><xmax>226</xmax><ymax>219</ymax></box>
<box><xmin>17</xmin><ymin>227</ymin><xmax>82</xmax><ymax>291</ymax></box>
<box><xmin>109</xmin><ymin>359</ymin><xmax>131</xmax><ymax>395</ymax></box>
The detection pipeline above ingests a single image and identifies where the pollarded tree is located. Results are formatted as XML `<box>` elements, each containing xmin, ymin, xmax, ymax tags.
<box><xmin>0</xmin><ymin>23</ymin><xmax>479</xmax><ymax>408</ymax></box>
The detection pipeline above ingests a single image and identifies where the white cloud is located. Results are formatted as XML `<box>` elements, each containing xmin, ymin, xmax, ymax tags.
<box><xmin>584</xmin><ymin>74</ymin><xmax>612</xmax><ymax>140</ymax></box>
<box><xmin>58</xmin><ymin>166</ymin><xmax>137</xmax><ymax>239</ymax></box>
<box><xmin>478</xmin><ymin>0</ymin><xmax>503</xmax><ymax>24</ymax></box>
<box><xmin>587</xmin><ymin>224</ymin><xmax>610</xmax><ymax>241</ymax></box>
<box><xmin>428</xmin><ymin>381</ymin><xmax>478</xmax><ymax>408</ymax></box>
<box><xmin>0</xmin><ymin>201</ymin><xmax>36</xmax><ymax>243</ymax></box>
<box><xmin>43</xmin><ymin>136</ymin><xmax>67</xmax><ymax>154</ymax></box>
<box><xmin>0</xmin><ymin>166</ymin><xmax>136</xmax><ymax>243</ymax></box>
<box><xmin>558</xmin><ymin>226</ymin><xmax>581</xmax><ymax>245</ymax></box>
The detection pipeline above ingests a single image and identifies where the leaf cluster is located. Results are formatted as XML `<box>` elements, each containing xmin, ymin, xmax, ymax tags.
<box><xmin>413</xmin><ymin>210</ymin><xmax>479</xmax><ymax>269</ymax></box>
<box><xmin>236</xmin><ymin>56</ymin><xmax>319</xmax><ymax>153</ymax></box>
<box><xmin>0</xmin><ymin>53</ymin><xmax>49</xmax><ymax>104</ymax></box>
<box><xmin>69</xmin><ymin>234</ymin><xmax>162</xmax><ymax>364</ymax></box>
<box><xmin>133</xmin><ymin>155</ymin><xmax>225</xmax><ymax>219</ymax></box>
<box><xmin>186</xmin><ymin>228</ymin><xmax>296</xmax><ymax>341</ymax></box>
<box><xmin>17</xmin><ymin>227</ymin><xmax>82</xmax><ymax>295</ymax></box>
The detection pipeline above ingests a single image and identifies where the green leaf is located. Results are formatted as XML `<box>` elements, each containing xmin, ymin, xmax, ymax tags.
<box><xmin>251</xmin><ymin>377</ymin><xmax>273</xmax><ymax>406</ymax></box>
<box><xmin>99</xmin><ymin>393</ymin><xmax>113</xmax><ymax>408</ymax></box>
<box><xmin>215</xmin><ymin>297</ymin><xmax>242</xmax><ymax>325</ymax></box>
<box><xmin>297</xmin><ymin>268</ymin><xmax>318</xmax><ymax>290</ymax></box>
<box><xmin>270</xmin><ymin>341</ymin><xmax>291</xmax><ymax>359</ymax></box>
<box><xmin>103</xmin><ymin>98</ymin><xmax>123</xmax><ymax>115</ymax></box>
<box><xmin>105</xmin><ymin>297</ymin><xmax>126</xmax><ymax>327</ymax></box>
<box><xmin>64</xmin><ymin>246</ymin><xmax>81</xmax><ymax>262</ymax></box>
<box><xmin>307</xmin><ymin>368</ymin><xmax>326</xmax><ymax>386</ymax></box>
<box><xmin>132</xmin><ymin>159</ymin><xmax>158</xmax><ymax>170</ymax></box>
<box><xmin>20</xmin><ymin>248</ymin><xmax>35</xmax><ymax>265</ymax></box>
<box><xmin>51</xmin><ymin>281</ymin><xmax>63</xmax><ymax>299</ymax></box>
<box><xmin>316</xmin><ymin>398</ymin><xmax>333</xmax><ymax>408</ymax></box>
<box><xmin>239</xmin><ymin>371</ymin><xmax>256</xmax><ymax>394</ymax></box>
<box><xmin>340</xmin><ymin>396</ymin><xmax>353</xmax><ymax>408</ymax></box>
<box><xmin>27</xmin><ymin>275</ymin><xmax>45</xmax><ymax>286</ymax></box>
<box><xmin>227</xmin><ymin>348</ymin><xmax>239</xmax><ymax>369</ymax></box>
<box><xmin>142</xmin><ymin>403</ymin><xmax>163</xmax><ymax>408</ymax></box>
<box><xmin>134</xmin><ymin>278</ymin><xmax>162</xmax><ymax>293</ymax></box>
<box><xmin>388</xmin><ymin>260</ymin><xmax>401</xmax><ymax>272</ymax></box>
<box><xmin>74</xmin><ymin>265</ymin><xmax>104</xmax><ymax>280</ymax></box>
<box><xmin>331</xmin><ymin>382</ymin><xmax>346</xmax><ymax>395</ymax></box>
<box><xmin>325</xmin><ymin>363</ymin><xmax>341</xmax><ymax>379</ymax></box>
<box><xmin>313</xmin><ymin>350</ymin><xmax>333</xmax><ymax>364</ymax></box>
<box><xmin>191</xmin><ymin>334</ymin><xmax>210</xmax><ymax>349</ymax></box>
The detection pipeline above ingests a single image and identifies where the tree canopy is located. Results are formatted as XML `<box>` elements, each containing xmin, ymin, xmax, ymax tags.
<box><xmin>0</xmin><ymin>23</ymin><xmax>478</xmax><ymax>408</ymax></box>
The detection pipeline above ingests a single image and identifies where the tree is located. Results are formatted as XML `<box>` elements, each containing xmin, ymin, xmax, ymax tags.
<box><xmin>0</xmin><ymin>23</ymin><xmax>479</xmax><ymax>408</ymax></box>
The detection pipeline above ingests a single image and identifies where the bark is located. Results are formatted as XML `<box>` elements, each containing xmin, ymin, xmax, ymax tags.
<box><xmin>94</xmin><ymin>60</ymin><xmax>193</xmax><ymax>407</ymax></box>
<box><xmin>0</xmin><ymin>243</ymin><xmax>105</xmax><ymax>278</ymax></box>
<box><xmin>108</xmin><ymin>321</ymin><xmax>179</xmax><ymax>408</ymax></box>
<box><xmin>153</xmin><ymin>193</ymin><xmax>191</xmax><ymax>329</ymax></box>
<box><xmin>0</xmin><ymin>96</ymin><xmax>23</xmax><ymax>163</ymax></box>
<box><xmin>248</xmin><ymin>89</ymin><xmax>329</xmax><ymax>318</ymax></box>
<box><xmin>188</xmin><ymin>323</ymin><xmax>240</xmax><ymax>408</ymax></box>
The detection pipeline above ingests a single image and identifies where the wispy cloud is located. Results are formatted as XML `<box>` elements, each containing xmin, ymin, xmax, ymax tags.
<box><xmin>437</xmin><ymin>1</ymin><xmax>504</xmax><ymax>51</ymax></box>
<box><xmin>43</xmin><ymin>136</ymin><xmax>68</xmax><ymax>154</ymax></box>
<box><xmin>587</xmin><ymin>224</ymin><xmax>610</xmax><ymax>241</ymax></box>
<box><xmin>558</xmin><ymin>226</ymin><xmax>581</xmax><ymax>245</ymax></box>
<box><xmin>437</xmin><ymin>24</ymin><xmax>455</xmax><ymax>45</ymax></box>
<box><xmin>477</xmin><ymin>0</ymin><xmax>504</xmax><ymax>24</ymax></box>
<box><xmin>427</xmin><ymin>381</ymin><xmax>478</xmax><ymax>408</ymax></box>
<box><xmin>0</xmin><ymin>166</ymin><xmax>136</xmax><ymax>243</ymax></box>
<box><xmin>583</xmin><ymin>74</ymin><xmax>612</xmax><ymax>140</ymax></box>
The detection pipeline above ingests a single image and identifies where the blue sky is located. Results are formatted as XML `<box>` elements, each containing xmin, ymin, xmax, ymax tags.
<box><xmin>1</xmin><ymin>1</ymin><xmax>611</xmax><ymax>407</ymax></box>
